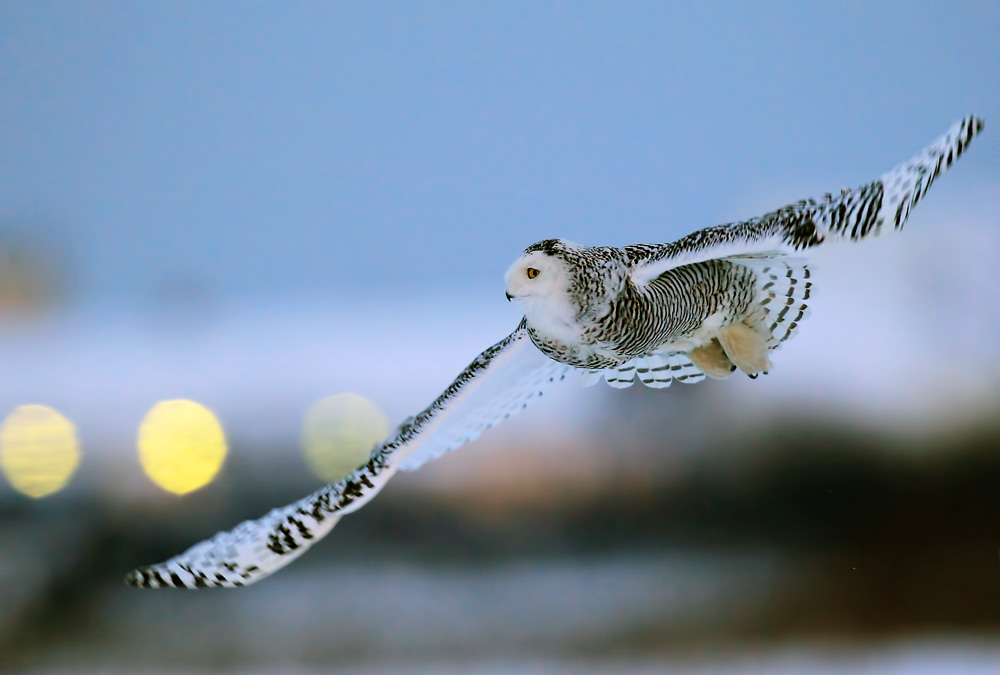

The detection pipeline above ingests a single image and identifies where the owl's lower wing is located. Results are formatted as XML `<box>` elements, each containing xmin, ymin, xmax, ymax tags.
<box><xmin>630</xmin><ymin>115</ymin><xmax>984</xmax><ymax>286</ymax></box>
<box><xmin>580</xmin><ymin>351</ymin><xmax>707</xmax><ymax>389</ymax></box>
<box><xmin>125</xmin><ymin>326</ymin><xmax>570</xmax><ymax>589</ymax></box>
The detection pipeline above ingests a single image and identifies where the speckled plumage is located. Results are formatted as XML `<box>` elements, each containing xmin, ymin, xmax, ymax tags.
<box><xmin>522</xmin><ymin>244</ymin><xmax>760</xmax><ymax>370</ymax></box>
<box><xmin>127</xmin><ymin>116</ymin><xmax>983</xmax><ymax>589</ymax></box>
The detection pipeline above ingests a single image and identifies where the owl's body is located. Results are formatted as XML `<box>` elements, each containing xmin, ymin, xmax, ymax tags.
<box><xmin>127</xmin><ymin>116</ymin><xmax>984</xmax><ymax>590</ymax></box>
<box><xmin>518</xmin><ymin>241</ymin><xmax>773</xmax><ymax>376</ymax></box>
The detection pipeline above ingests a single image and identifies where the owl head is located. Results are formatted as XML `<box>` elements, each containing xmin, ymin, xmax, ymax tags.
<box><xmin>504</xmin><ymin>239</ymin><xmax>587</xmax><ymax>341</ymax></box>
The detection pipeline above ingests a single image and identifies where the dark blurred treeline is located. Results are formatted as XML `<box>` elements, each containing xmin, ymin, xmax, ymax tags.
<box><xmin>2</xmin><ymin>413</ymin><xmax>999</xmax><ymax>670</ymax></box>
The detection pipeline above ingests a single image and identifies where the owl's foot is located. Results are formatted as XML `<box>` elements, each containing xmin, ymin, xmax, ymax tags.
<box><xmin>688</xmin><ymin>339</ymin><xmax>737</xmax><ymax>379</ymax></box>
<box><xmin>717</xmin><ymin>322</ymin><xmax>772</xmax><ymax>377</ymax></box>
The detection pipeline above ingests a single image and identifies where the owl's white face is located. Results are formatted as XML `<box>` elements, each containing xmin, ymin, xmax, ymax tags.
<box><xmin>504</xmin><ymin>250</ymin><xmax>568</xmax><ymax>301</ymax></box>
<box><xmin>504</xmin><ymin>248</ymin><xmax>580</xmax><ymax>342</ymax></box>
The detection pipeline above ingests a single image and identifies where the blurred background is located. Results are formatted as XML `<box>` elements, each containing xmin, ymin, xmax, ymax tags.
<box><xmin>2</xmin><ymin>1</ymin><xmax>999</xmax><ymax>672</ymax></box>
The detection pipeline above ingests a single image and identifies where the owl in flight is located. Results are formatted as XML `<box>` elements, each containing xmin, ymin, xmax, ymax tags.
<box><xmin>128</xmin><ymin>116</ymin><xmax>983</xmax><ymax>588</ymax></box>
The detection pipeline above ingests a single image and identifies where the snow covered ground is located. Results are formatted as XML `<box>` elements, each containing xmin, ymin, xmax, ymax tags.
<box><xmin>10</xmin><ymin>549</ymin><xmax>999</xmax><ymax>674</ymax></box>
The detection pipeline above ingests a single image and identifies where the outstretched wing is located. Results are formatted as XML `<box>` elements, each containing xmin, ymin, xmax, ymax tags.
<box><xmin>631</xmin><ymin>115</ymin><xmax>984</xmax><ymax>286</ymax></box>
<box><xmin>125</xmin><ymin>326</ymin><xmax>570</xmax><ymax>589</ymax></box>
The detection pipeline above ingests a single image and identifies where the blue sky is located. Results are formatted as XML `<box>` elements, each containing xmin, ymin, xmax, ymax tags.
<box><xmin>2</xmin><ymin>0</ymin><xmax>997</xmax><ymax>301</ymax></box>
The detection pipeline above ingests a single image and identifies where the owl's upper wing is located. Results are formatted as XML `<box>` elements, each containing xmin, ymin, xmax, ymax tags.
<box><xmin>125</xmin><ymin>325</ymin><xmax>570</xmax><ymax>589</ymax></box>
<box><xmin>631</xmin><ymin>115</ymin><xmax>984</xmax><ymax>286</ymax></box>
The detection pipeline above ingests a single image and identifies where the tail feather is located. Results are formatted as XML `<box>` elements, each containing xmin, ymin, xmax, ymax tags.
<box><xmin>585</xmin><ymin>351</ymin><xmax>707</xmax><ymax>390</ymax></box>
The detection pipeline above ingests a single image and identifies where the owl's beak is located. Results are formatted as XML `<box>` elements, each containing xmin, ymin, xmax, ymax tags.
<box><xmin>505</xmin><ymin>292</ymin><xmax>514</xmax><ymax>302</ymax></box>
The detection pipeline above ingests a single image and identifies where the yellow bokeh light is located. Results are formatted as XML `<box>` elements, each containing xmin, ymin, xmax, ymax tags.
<box><xmin>138</xmin><ymin>400</ymin><xmax>227</xmax><ymax>495</ymax></box>
<box><xmin>302</xmin><ymin>393</ymin><xmax>389</xmax><ymax>483</ymax></box>
<box><xmin>0</xmin><ymin>405</ymin><xmax>81</xmax><ymax>498</ymax></box>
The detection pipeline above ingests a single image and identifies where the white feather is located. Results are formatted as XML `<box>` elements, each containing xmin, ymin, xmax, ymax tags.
<box><xmin>397</xmin><ymin>330</ymin><xmax>571</xmax><ymax>471</ymax></box>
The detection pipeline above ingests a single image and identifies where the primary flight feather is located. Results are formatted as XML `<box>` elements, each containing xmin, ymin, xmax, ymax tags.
<box><xmin>127</xmin><ymin>115</ymin><xmax>984</xmax><ymax>588</ymax></box>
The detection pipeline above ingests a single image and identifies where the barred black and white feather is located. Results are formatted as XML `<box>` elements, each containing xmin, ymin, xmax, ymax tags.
<box><xmin>736</xmin><ymin>257</ymin><xmax>813</xmax><ymax>349</ymax></box>
<box><xmin>582</xmin><ymin>351</ymin><xmax>707</xmax><ymax>389</ymax></box>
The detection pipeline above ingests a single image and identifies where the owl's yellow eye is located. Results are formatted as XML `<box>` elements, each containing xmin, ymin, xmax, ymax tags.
<box><xmin>526</xmin><ymin>268</ymin><xmax>540</xmax><ymax>279</ymax></box>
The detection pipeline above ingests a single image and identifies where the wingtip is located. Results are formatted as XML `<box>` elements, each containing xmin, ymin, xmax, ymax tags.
<box><xmin>959</xmin><ymin>115</ymin><xmax>985</xmax><ymax>143</ymax></box>
<box><xmin>962</xmin><ymin>115</ymin><xmax>985</xmax><ymax>140</ymax></box>
<box><xmin>124</xmin><ymin>566</ymin><xmax>151</xmax><ymax>588</ymax></box>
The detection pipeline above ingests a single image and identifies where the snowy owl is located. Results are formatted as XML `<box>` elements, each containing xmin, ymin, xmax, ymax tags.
<box><xmin>127</xmin><ymin>116</ymin><xmax>983</xmax><ymax>588</ymax></box>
